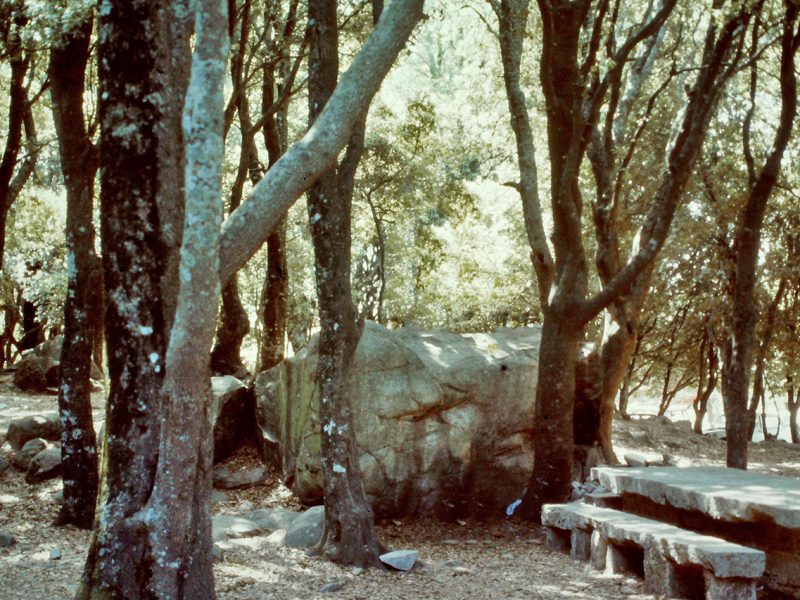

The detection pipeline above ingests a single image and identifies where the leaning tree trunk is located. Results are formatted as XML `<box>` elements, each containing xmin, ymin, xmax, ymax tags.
<box><xmin>49</xmin><ymin>18</ymin><xmax>100</xmax><ymax>530</ymax></box>
<box><xmin>0</xmin><ymin>15</ymin><xmax>34</xmax><ymax>272</ymax></box>
<box><xmin>306</xmin><ymin>0</ymin><xmax>383</xmax><ymax>568</ymax></box>
<box><xmin>140</xmin><ymin>0</ymin><xmax>228</xmax><ymax>592</ymax></box>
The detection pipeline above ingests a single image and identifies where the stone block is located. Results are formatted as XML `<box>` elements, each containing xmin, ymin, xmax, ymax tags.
<box><xmin>704</xmin><ymin>572</ymin><xmax>756</xmax><ymax>600</ymax></box>
<box><xmin>590</xmin><ymin>530</ymin><xmax>607</xmax><ymax>571</ymax></box>
<box><xmin>545</xmin><ymin>527</ymin><xmax>570</xmax><ymax>553</ymax></box>
<box><xmin>570</xmin><ymin>528</ymin><xmax>591</xmax><ymax>561</ymax></box>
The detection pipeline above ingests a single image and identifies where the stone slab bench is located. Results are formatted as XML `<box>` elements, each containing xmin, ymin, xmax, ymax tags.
<box><xmin>542</xmin><ymin>502</ymin><xmax>765</xmax><ymax>600</ymax></box>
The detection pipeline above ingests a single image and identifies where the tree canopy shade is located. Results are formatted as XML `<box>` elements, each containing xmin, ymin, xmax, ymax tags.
<box><xmin>2</xmin><ymin>0</ymin><xmax>800</xmax><ymax>595</ymax></box>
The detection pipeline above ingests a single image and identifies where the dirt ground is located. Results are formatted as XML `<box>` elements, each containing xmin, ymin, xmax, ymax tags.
<box><xmin>1</xmin><ymin>384</ymin><xmax>798</xmax><ymax>599</ymax></box>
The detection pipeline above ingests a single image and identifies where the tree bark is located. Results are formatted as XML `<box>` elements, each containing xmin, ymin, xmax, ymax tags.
<box><xmin>49</xmin><ymin>18</ymin><xmax>100</xmax><ymax>530</ymax></box>
<box><xmin>79</xmin><ymin>0</ymin><xmax>190</xmax><ymax>596</ymax></box>
<box><xmin>492</xmin><ymin>0</ymin><xmax>553</xmax><ymax>310</ymax></box>
<box><xmin>692</xmin><ymin>318</ymin><xmax>717</xmax><ymax>434</ymax></box>
<box><xmin>0</xmin><ymin>6</ymin><xmax>36</xmax><ymax>271</ymax></box>
<box><xmin>722</xmin><ymin>2</ymin><xmax>798</xmax><ymax>469</ymax></box>
<box><xmin>746</xmin><ymin>278</ymin><xmax>786</xmax><ymax>439</ymax></box>
<box><xmin>257</xmin><ymin>21</ymin><xmax>291</xmax><ymax>373</ymax></box>
<box><xmin>141</xmin><ymin>0</ymin><xmax>228</xmax><ymax>592</ymax></box>
<box><xmin>788</xmin><ymin>375</ymin><xmax>799</xmax><ymax>444</ymax></box>
<box><xmin>306</xmin><ymin>0</ymin><xmax>383</xmax><ymax>568</ymax></box>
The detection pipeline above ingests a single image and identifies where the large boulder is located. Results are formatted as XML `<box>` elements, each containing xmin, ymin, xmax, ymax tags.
<box><xmin>211</xmin><ymin>375</ymin><xmax>261</xmax><ymax>463</ymax></box>
<box><xmin>255</xmin><ymin>321</ymin><xmax>540</xmax><ymax>519</ymax></box>
<box><xmin>13</xmin><ymin>336</ymin><xmax>103</xmax><ymax>391</ymax></box>
<box><xmin>13</xmin><ymin>356</ymin><xmax>49</xmax><ymax>392</ymax></box>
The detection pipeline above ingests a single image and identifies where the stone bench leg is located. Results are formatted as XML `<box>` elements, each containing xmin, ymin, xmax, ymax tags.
<box><xmin>545</xmin><ymin>527</ymin><xmax>570</xmax><ymax>553</ymax></box>
<box><xmin>590</xmin><ymin>530</ymin><xmax>607</xmax><ymax>571</ymax></box>
<box><xmin>570</xmin><ymin>528</ymin><xmax>591</xmax><ymax>561</ymax></box>
<box><xmin>704</xmin><ymin>572</ymin><xmax>756</xmax><ymax>600</ymax></box>
<box><xmin>644</xmin><ymin>550</ymin><xmax>704</xmax><ymax>598</ymax></box>
<box><xmin>606</xmin><ymin>542</ymin><xmax>643</xmax><ymax>576</ymax></box>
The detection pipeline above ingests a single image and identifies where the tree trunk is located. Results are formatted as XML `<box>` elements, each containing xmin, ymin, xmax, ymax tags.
<box><xmin>519</xmin><ymin>310</ymin><xmax>582</xmax><ymax>518</ymax></box>
<box><xmin>79</xmin><ymin>1</ymin><xmax>190</xmax><ymax>596</ymax></box>
<box><xmin>258</xmin><ymin>224</ymin><xmax>288</xmax><ymax>371</ymax></box>
<box><xmin>210</xmin><ymin>0</ymin><xmax>257</xmax><ymax>376</ymax></box>
<box><xmin>788</xmin><ymin>376</ymin><xmax>799</xmax><ymax>444</ymax></box>
<box><xmin>746</xmin><ymin>277</ymin><xmax>785</xmax><ymax>439</ymax></box>
<box><xmin>513</xmin><ymin>0</ymin><xmax>750</xmax><ymax>517</ymax></box>
<box><xmin>723</xmin><ymin>3</ymin><xmax>798</xmax><ymax>469</ymax></box>
<box><xmin>0</xmin><ymin>11</ymin><xmax>31</xmax><ymax>272</ymax></box>
<box><xmin>49</xmin><ymin>18</ymin><xmax>100</xmax><ymax>530</ymax></box>
<box><xmin>210</xmin><ymin>276</ymin><xmax>250</xmax><ymax>375</ymax></box>
<box><xmin>692</xmin><ymin>320</ymin><xmax>717</xmax><ymax>434</ymax></box>
<box><xmin>257</xmin><ymin>40</ymin><xmax>290</xmax><ymax>373</ymax></box>
<box><xmin>306</xmin><ymin>0</ymin><xmax>383</xmax><ymax>568</ymax></box>
<box><xmin>141</xmin><ymin>0</ymin><xmax>228</xmax><ymax>591</ymax></box>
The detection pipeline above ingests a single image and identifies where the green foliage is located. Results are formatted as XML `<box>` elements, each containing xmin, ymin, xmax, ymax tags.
<box><xmin>4</xmin><ymin>189</ymin><xmax>67</xmax><ymax>329</ymax></box>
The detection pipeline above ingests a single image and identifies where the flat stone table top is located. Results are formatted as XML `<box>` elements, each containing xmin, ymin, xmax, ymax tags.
<box><xmin>591</xmin><ymin>466</ymin><xmax>800</xmax><ymax>530</ymax></box>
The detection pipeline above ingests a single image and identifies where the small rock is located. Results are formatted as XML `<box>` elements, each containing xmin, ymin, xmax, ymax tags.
<box><xmin>620</xmin><ymin>585</ymin><xmax>637</xmax><ymax>595</ymax></box>
<box><xmin>265</xmin><ymin>529</ymin><xmax>287</xmax><ymax>545</ymax></box>
<box><xmin>379</xmin><ymin>549</ymin><xmax>418</xmax><ymax>572</ymax></box>
<box><xmin>211</xmin><ymin>490</ymin><xmax>229</xmax><ymax>505</ymax></box>
<box><xmin>212</xmin><ymin>515</ymin><xmax>263</xmax><ymax>543</ymax></box>
<box><xmin>212</xmin><ymin>544</ymin><xmax>224</xmax><ymax>562</ymax></box>
<box><xmin>623</xmin><ymin>452</ymin><xmax>663</xmax><ymax>467</ymax></box>
<box><xmin>319</xmin><ymin>581</ymin><xmax>346</xmax><ymax>593</ymax></box>
<box><xmin>212</xmin><ymin>466</ymin><xmax>268</xmax><ymax>490</ymax></box>
<box><xmin>26</xmin><ymin>448</ymin><xmax>62</xmax><ymax>483</ymax></box>
<box><xmin>284</xmin><ymin>505</ymin><xmax>324</xmax><ymax>548</ymax></box>
<box><xmin>245</xmin><ymin>508</ymin><xmax>300</xmax><ymax>531</ymax></box>
<box><xmin>50</xmin><ymin>548</ymin><xmax>62</xmax><ymax>560</ymax></box>
<box><xmin>0</xmin><ymin>531</ymin><xmax>16</xmax><ymax>547</ymax></box>
<box><xmin>6</xmin><ymin>415</ymin><xmax>60</xmax><ymax>450</ymax></box>
<box><xmin>443</xmin><ymin>559</ymin><xmax>465</xmax><ymax>568</ymax></box>
<box><xmin>350</xmin><ymin>567</ymin><xmax>365</xmax><ymax>576</ymax></box>
<box><xmin>12</xmin><ymin>438</ymin><xmax>49</xmax><ymax>470</ymax></box>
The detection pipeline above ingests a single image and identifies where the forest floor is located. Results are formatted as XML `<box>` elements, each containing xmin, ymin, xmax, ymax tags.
<box><xmin>1</xmin><ymin>385</ymin><xmax>799</xmax><ymax>599</ymax></box>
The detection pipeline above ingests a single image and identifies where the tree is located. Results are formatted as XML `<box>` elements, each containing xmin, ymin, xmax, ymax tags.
<box><xmin>79</xmin><ymin>0</ymin><xmax>194</xmax><ymax>595</ymax></box>
<box><xmin>722</xmin><ymin>0</ymin><xmax>799</xmax><ymax>468</ymax></box>
<box><xmin>0</xmin><ymin>1</ymin><xmax>38</xmax><ymax>271</ymax></box>
<box><xmin>495</xmin><ymin>0</ymin><xmax>754</xmax><ymax>517</ymax></box>
<box><xmin>306</xmin><ymin>0</ymin><xmax>384</xmax><ymax>568</ymax></box>
<box><xmin>49</xmin><ymin>15</ymin><xmax>101</xmax><ymax>530</ymax></box>
<box><xmin>81</xmin><ymin>1</ymin><xmax>424</xmax><ymax>596</ymax></box>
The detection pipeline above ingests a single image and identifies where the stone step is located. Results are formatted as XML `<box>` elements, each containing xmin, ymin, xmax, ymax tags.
<box><xmin>584</xmin><ymin>491</ymin><xmax>622</xmax><ymax>510</ymax></box>
<box><xmin>542</xmin><ymin>501</ymin><xmax>765</xmax><ymax>600</ymax></box>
